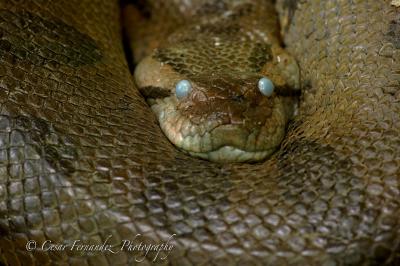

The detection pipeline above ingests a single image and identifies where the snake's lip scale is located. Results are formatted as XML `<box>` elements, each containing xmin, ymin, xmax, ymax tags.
<box><xmin>187</xmin><ymin>145</ymin><xmax>276</xmax><ymax>163</ymax></box>
<box><xmin>172</xmin><ymin>123</ymin><xmax>279</xmax><ymax>162</ymax></box>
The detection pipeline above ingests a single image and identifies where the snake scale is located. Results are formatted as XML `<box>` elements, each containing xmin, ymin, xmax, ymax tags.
<box><xmin>0</xmin><ymin>0</ymin><xmax>399</xmax><ymax>265</ymax></box>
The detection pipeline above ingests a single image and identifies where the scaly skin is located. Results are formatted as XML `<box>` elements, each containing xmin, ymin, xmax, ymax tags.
<box><xmin>0</xmin><ymin>0</ymin><xmax>399</xmax><ymax>265</ymax></box>
<box><xmin>131</xmin><ymin>0</ymin><xmax>300</xmax><ymax>162</ymax></box>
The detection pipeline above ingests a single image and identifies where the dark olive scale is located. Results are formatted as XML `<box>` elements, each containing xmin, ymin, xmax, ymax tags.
<box><xmin>155</xmin><ymin>33</ymin><xmax>273</xmax><ymax>76</ymax></box>
<box><xmin>0</xmin><ymin>10</ymin><xmax>102</xmax><ymax>66</ymax></box>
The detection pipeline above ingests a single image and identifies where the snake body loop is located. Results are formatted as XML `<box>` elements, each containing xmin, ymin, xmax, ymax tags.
<box><xmin>0</xmin><ymin>0</ymin><xmax>399</xmax><ymax>265</ymax></box>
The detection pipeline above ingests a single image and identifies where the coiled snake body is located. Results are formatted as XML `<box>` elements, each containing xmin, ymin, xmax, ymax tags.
<box><xmin>0</xmin><ymin>0</ymin><xmax>399</xmax><ymax>265</ymax></box>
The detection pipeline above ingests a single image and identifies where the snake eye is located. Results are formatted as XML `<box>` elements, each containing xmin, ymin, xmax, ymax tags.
<box><xmin>175</xmin><ymin>80</ymin><xmax>192</xmax><ymax>99</ymax></box>
<box><xmin>258</xmin><ymin>77</ymin><xmax>274</xmax><ymax>96</ymax></box>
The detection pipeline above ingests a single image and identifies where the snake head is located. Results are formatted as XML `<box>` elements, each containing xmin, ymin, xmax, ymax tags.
<box><xmin>134</xmin><ymin>51</ymin><xmax>300</xmax><ymax>163</ymax></box>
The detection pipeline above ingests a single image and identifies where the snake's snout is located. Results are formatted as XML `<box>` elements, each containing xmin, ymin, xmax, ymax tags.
<box><xmin>179</xmin><ymin>88</ymin><xmax>272</xmax><ymax>127</ymax></box>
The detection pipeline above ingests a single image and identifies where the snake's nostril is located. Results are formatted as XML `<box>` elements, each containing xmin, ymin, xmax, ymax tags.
<box><xmin>232</xmin><ymin>95</ymin><xmax>245</xmax><ymax>102</ymax></box>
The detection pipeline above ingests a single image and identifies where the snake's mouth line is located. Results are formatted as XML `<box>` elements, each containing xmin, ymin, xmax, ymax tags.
<box><xmin>187</xmin><ymin>146</ymin><xmax>276</xmax><ymax>162</ymax></box>
<box><xmin>149</xmin><ymin>96</ymin><xmax>285</xmax><ymax>162</ymax></box>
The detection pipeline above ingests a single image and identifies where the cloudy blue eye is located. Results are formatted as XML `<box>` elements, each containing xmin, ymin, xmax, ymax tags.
<box><xmin>175</xmin><ymin>80</ymin><xmax>192</xmax><ymax>99</ymax></box>
<box><xmin>258</xmin><ymin>77</ymin><xmax>274</xmax><ymax>96</ymax></box>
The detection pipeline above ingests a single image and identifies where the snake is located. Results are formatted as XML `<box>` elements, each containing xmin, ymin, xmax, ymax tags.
<box><xmin>0</xmin><ymin>0</ymin><xmax>399</xmax><ymax>265</ymax></box>
<box><xmin>129</xmin><ymin>0</ymin><xmax>300</xmax><ymax>163</ymax></box>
